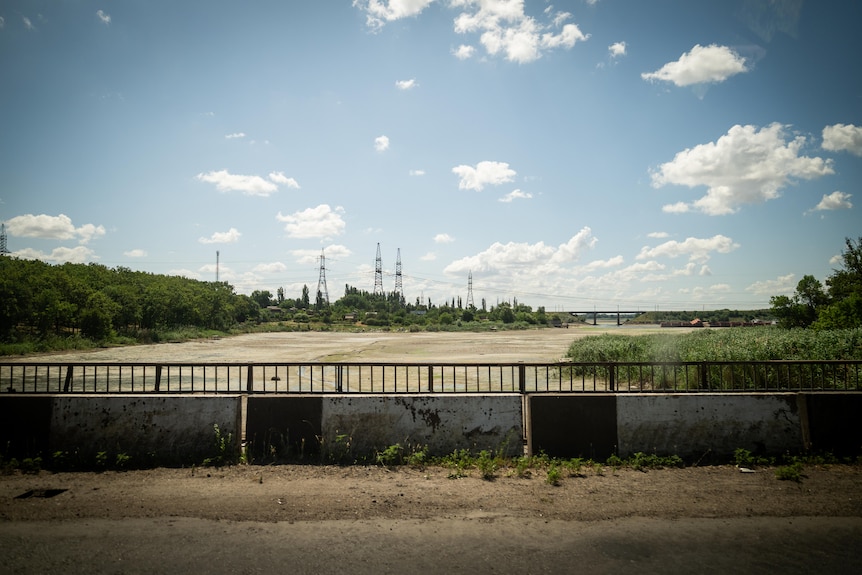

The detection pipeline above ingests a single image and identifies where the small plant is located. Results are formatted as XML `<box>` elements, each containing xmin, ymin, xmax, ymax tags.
<box><xmin>563</xmin><ymin>457</ymin><xmax>585</xmax><ymax>477</ymax></box>
<box><xmin>775</xmin><ymin>461</ymin><xmax>804</xmax><ymax>482</ymax></box>
<box><xmin>203</xmin><ymin>423</ymin><xmax>235</xmax><ymax>467</ymax></box>
<box><xmin>476</xmin><ymin>450</ymin><xmax>498</xmax><ymax>481</ymax></box>
<box><xmin>734</xmin><ymin>448</ymin><xmax>771</xmax><ymax>468</ymax></box>
<box><xmin>376</xmin><ymin>443</ymin><xmax>404</xmax><ymax>467</ymax></box>
<box><xmin>115</xmin><ymin>452</ymin><xmax>132</xmax><ymax>470</ymax></box>
<box><xmin>405</xmin><ymin>445</ymin><xmax>429</xmax><ymax>468</ymax></box>
<box><xmin>546</xmin><ymin>464</ymin><xmax>561</xmax><ymax>486</ymax></box>
<box><xmin>94</xmin><ymin>451</ymin><xmax>109</xmax><ymax>470</ymax></box>
<box><xmin>606</xmin><ymin>454</ymin><xmax>624</xmax><ymax>470</ymax></box>
<box><xmin>514</xmin><ymin>456</ymin><xmax>532</xmax><ymax>478</ymax></box>
<box><xmin>19</xmin><ymin>457</ymin><xmax>42</xmax><ymax>474</ymax></box>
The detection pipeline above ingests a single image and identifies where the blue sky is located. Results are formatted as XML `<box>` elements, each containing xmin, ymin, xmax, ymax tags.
<box><xmin>1</xmin><ymin>0</ymin><xmax>860</xmax><ymax>312</ymax></box>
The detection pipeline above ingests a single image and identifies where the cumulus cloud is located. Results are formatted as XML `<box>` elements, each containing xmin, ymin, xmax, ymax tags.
<box><xmin>651</xmin><ymin>123</ymin><xmax>834</xmax><ymax>215</ymax></box>
<box><xmin>746</xmin><ymin>273</ymin><xmax>796</xmax><ymax>296</ymax></box>
<box><xmin>445</xmin><ymin>227</ymin><xmax>596</xmax><ymax>274</ymax></box>
<box><xmin>196</xmin><ymin>170</ymin><xmax>299</xmax><ymax>196</ymax></box>
<box><xmin>374</xmin><ymin>135</ymin><xmax>390</xmax><ymax>152</ymax></box>
<box><xmin>6</xmin><ymin>213</ymin><xmax>105</xmax><ymax>244</ymax></box>
<box><xmin>252</xmin><ymin>262</ymin><xmax>287</xmax><ymax>274</ymax></box>
<box><xmin>356</xmin><ymin>0</ymin><xmax>588</xmax><ymax>63</ymax></box>
<box><xmin>434</xmin><ymin>233</ymin><xmax>455</xmax><ymax>244</ymax></box>
<box><xmin>268</xmin><ymin>171</ymin><xmax>300</xmax><ymax>189</ymax></box>
<box><xmin>452</xmin><ymin>44</ymin><xmax>476</xmax><ymax>59</ymax></box>
<box><xmin>395</xmin><ymin>78</ymin><xmax>417</xmax><ymax>90</ymax></box>
<box><xmin>225</xmin><ymin>132</ymin><xmax>246</xmax><ymax>139</ymax></box>
<box><xmin>822</xmin><ymin>123</ymin><xmax>862</xmax><ymax>156</ymax></box>
<box><xmin>498</xmin><ymin>189</ymin><xmax>533</xmax><ymax>203</ymax></box>
<box><xmin>276</xmin><ymin>204</ymin><xmax>346</xmax><ymax>239</ymax></box>
<box><xmin>811</xmin><ymin>191</ymin><xmax>853</xmax><ymax>212</ymax></box>
<box><xmin>15</xmin><ymin>246</ymin><xmax>97</xmax><ymax>265</ymax></box>
<box><xmin>124</xmin><ymin>249</ymin><xmax>147</xmax><ymax>258</ymax></box>
<box><xmin>452</xmin><ymin>160</ymin><xmax>516</xmax><ymax>191</ymax></box>
<box><xmin>636</xmin><ymin>235</ymin><xmax>739</xmax><ymax>264</ymax></box>
<box><xmin>96</xmin><ymin>10</ymin><xmax>111</xmax><ymax>25</ymax></box>
<box><xmin>609</xmin><ymin>41</ymin><xmax>626</xmax><ymax>58</ymax></box>
<box><xmin>354</xmin><ymin>0</ymin><xmax>436</xmax><ymax>29</ymax></box>
<box><xmin>199</xmin><ymin>228</ymin><xmax>242</xmax><ymax>244</ymax></box>
<box><xmin>642</xmin><ymin>44</ymin><xmax>748</xmax><ymax>86</ymax></box>
<box><xmin>291</xmin><ymin>244</ymin><xmax>352</xmax><ymax>265</ymax></box>
<box><xmin>647</xmin><ymin>231</ymin><xmax>670</xmax><ymax>239</ymax></box>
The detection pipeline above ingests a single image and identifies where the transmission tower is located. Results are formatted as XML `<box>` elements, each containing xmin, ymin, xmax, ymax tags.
<box><xmin>466</xmin><ymin>270</ymin><xmax>475</xmax><ymax>308</ymax></box>
<box><xmin>373</xmin><ymin>243</ymin><xmax>384</xmax><ymax>295</ymax></box>
<box><xmin>394</xmin><ymin>248</ymin><xmax>403</xmax><ymax>296</ymax></box>
<box><xmin>317</xmin><ymin>249</ymin><xmax>330</xmax><ymax>305</ymax></box>
<box><xmin>0</xmin><ymin>223</ymin><xmax>8</xmax><ymax>255</ymax></box>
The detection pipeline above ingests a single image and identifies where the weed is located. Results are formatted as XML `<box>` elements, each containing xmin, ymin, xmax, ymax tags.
<box><xmin>405</xmin><ymin>445</ymin><xmax>429</xmax><ymax>469</ymax></box>
<box><xmin>546</xmin><ymin>464</ymin><xmax>561</xmax><ymax>486</ymax></box>
<box><xmin>563</xmin><ymin>457</ymin><xmax>585</xmax><ymax>476</ymax></box>
<box><xmin>606</xmin><ymin>454</ymin><xmax>624</xmax><ymax>469</ymax></box>
<box><xmin>115</xmin><ymin>452</ymin><xmax>132</xmax><ymax>470</ymax></box>
<box><xmin>19</xmin><ymin>457</ymin><xmax>42</xmax><ymax>474</ymax></box>
<box><xmin>775</xmin><ymin>461</ymin><xmax>805</xmax><ymax>482</ymax></box>
<box><xmin>203</xmin><ymin>423</ymin><xmax>235</xmax><ymax>467</ymax></box>
<box><xmin>476</xmin><ymin>450</ymin><xmax>499</xmax><ymax>481</ymax></box>
<box><xmin>376</xmin><ymin>443</ymin><xmax>404</xmax><ymax>467</ymax></box>
<box><xmin>94</xmin><ymin>451</ymin><xmax>109</xmax><ymax>470</ymax></box>
<box><xmin>514</xmin><ymin>456</ymin><xmax>532</xmax><ymax>478</ymax></box>
<box><xmin>734</xmin><ymin>448</ymin><xmax>771</xmax><ymax>468</ymax></box>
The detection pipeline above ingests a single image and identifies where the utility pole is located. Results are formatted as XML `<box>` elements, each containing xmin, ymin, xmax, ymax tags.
<box><xmin>394</xmin><ymin>248</ymin><xmax>403</xmax><ymax>297</ymax></box>
<box><xmin>373</xmin><ymin>242</ymin><xmax>384</xmax><ymax>295</ymax></box>
<box><xmin>317</xmin><ymin>249</ymin><xmax>329</xmax><ymax>306</ymax></box>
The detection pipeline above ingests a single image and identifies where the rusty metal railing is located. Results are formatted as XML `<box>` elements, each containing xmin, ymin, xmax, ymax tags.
<box><xmin>1</xmin><ymin>360</ymin><xmax>860</xmax><ymax>394</ymax></box>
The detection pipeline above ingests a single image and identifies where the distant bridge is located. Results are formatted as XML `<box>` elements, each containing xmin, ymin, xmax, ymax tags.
<box><xmin>564</xmin><ymin>311</ymin><xmax>645</xmax><ymax>326</ymax></box>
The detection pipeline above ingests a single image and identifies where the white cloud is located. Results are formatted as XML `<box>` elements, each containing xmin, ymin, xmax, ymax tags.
<box><xmin>746</xmin><ymin>273</ymin><xmax>796</xmax><ymax>296</ymax></box>
<box><xmin>642</xmin><ymin>44</ymin><xmax>748</xmax><ymax>86</ymax></box>
<box><xmin>276</xmin><ymin>204</ymin><xmax>346</xmax><ymax>239</ymax></box>
<box><xmin>252</xmin><ymin>262</ymin><xmax>287</xmax><ymax>274</ymax></box>
<box><xmin>811</xmin><ymin>191</ymin><xmax>853</xmax><ymax>212</ymax></box>
<box><xmin>268</xmin><ymin>171</ymin><xmax>301</xmax><ymax>189</ymax></box>
<box><xmin>434</xmin><ymin>233</ymin><xmax>454</xmax><ymax>244</ymax></box>
<box><xmin>0</xmin><ymin>16</ymin><xmax>5</xmax><ymax>29</ymax></box>
<box><xmin>395</xmin><ymin>78</ymin><xmax>417</xmax><ymax>90</ymax></box>
<box><xmin>225</xmin><ymin>132</ymin><xmax>246</xmax><ymax>139</ymax></box>
<box><xmin>198</xmin><ymin>227</ymin><xmax>242</xmax><ymax>244</ymax></box>
<box><xmin>609</xmin><ymin>41</ymin><xmax>626</xmax><ymax>58</ymax></box>
<box><xmin>291</xmin><ymin>244</ymin><xmax>352</xmax><ymax>265</ymax></box>
<box><xmin>452</xmin><ymin>44</ymin><xmax>476</xmax><ymax>59</ymax></box>
<box><xmin>357</xmin><ymin>1</ymin><xmax>588</xmax><ymax>63</ymax></box>
<box><xmin>22</xmin><ymin>16</ymin><xmax>34</xmax><ymax>30</ymax></box>
<box><xmin>354</xmin><ymin>0</ymin><xmax>436</xmax><ymax>29</ymax></box>
<box><xmin>196</xmin><ymin>169</ymin><xmax>298</xmax><ymax>196</ymax></box>
<box><xmin>636</xmin><ymin>235</ymin><xmax>739</xmax><ymax>264</ymax></box>
<box><xmin>409</xmin><ymin>169</ymin><xmax>426</xmax><ymax>176</ymax></box>
<box><xmin>498</xmin><ymin>189</ymin><xmax>533</xmax><ymax>202</ymax></box>
<box><xmin>96</xmin><ymin>10</ymin><xmax>111</xmax><ymax>25</ymax></box>
<box><xmin>452</xmin><ymin>160</ymin><xmax>516</xmax><ymax>191</ymax></box>
<box><xmin>6</xmin><ymin>213</ymin><xmax>105</xmax><ymax>244</ymax></box>
<box><xmin>647</xmin><ymin>231</ymin><xmax>669</xmax><ymax>239</ymax></box>
<box><xmin>445</xmin><ymin>227</ymin><xmax>596</xmax><ymax>274</ymax></box>
<box><xmin>124</xmin><ymin>249</ymin><xmax>147</xmax><ymax>258</ymax></box>
<box><xmin>15</xmin><ymin>246</ymin><xmax>97</xmax><ymax>265</ymax></box>
<box><xmin>652</xmin><ymin>123</ymin><xmax>834</xmax><ymax>215</ymax></box>
<box><xmin>822</xmin><ymin>123</ymin><xmax>862</xmax><ymax>156</ymax></box>
<box><xmin>420</xmin><ymin>252</ymin><xmax>438</xmax><ymax>261</ymax></box>
<box><xmin>374</xmin><ymin>135</ymin><xmax>390</xmax><ymax>152</ymax></box>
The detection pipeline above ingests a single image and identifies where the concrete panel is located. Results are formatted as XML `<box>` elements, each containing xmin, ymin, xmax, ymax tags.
<box><xmin>320</xmin><ymin>394</ymin><xmax>523</xmax><ymax>459</ymax></box>
<box><xmin>527</xmin><ymin>395</ymin><xmax>617</xmax><ymax>460</ymax></box>
<box><xmin>804</xmin><ymin>393</ymin><xmax>862</xmax><ymax>456</ymax></box>
<box><xmin>0</xmin><ymin>396</ymin><xmax>53</xmax><ymax>458</ymax></box>
<box><xmin>49</xmin><ymin>395</ymin><xmax>241</xmax><ymax>465</ymax></box>
<box><xmin>245</xmin><ymin>396</ymin><xmax>322</xmax><ymax>460</ymax></box>
<box><xmin>617</xmin><ymin>394</ymin><xmax>802</xmax><ymax>459</ymax></box>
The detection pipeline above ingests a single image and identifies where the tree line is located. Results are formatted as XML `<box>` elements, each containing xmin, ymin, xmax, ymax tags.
<box><xmin>769</xmin><ymin>237</ymin><xmax>862</xmax><ymax>329</ymax></box>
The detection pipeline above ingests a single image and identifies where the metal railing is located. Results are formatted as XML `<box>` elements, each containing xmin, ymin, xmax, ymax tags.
<box><xmin>1</xmin><ymin>360</ymin><xmax>860</xmax><ymax>394</ymax></box>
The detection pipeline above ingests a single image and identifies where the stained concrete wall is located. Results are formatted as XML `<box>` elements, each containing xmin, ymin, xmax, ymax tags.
<box><xmin>49</xmin><ymin>395</ymin><xmax>242</xmax><ymax>465</ymax></box>
<box><xmin>245</xmin><ymin>396</ymin><xmax>322</xmax><ymax>460</ymax></box>
<box><xmin>528</xmin><ymin>395</ymin><xmax>617</xmax><ymax>460</ymax></box>
<box><xmin>615</xmin><ymin>394</ymin><xmax>802</xmax><ymax>459</ymax></box>
<box><xmin>319</xmin><ymin>394</ymin><xmax>523</xmax><ymax>458</ymax></box>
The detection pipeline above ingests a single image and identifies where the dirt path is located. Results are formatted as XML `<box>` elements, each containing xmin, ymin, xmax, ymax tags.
<box><xmin>2</xmin><ymin>464</ymin><xmax>861</xmax><ymax>573</ymax></box>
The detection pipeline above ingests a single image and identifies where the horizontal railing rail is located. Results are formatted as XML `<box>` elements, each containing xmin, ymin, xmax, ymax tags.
<box><xmin>1</xmin><ymin>360</ymin><xmax>860</xmax><ymax>394</ymax></box>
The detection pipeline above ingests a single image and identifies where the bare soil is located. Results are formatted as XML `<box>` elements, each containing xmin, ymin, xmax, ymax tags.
<box><xmin>3</xmin><ymin>328</ymin><xmax>861</xmax><ymax>573</ymax></box>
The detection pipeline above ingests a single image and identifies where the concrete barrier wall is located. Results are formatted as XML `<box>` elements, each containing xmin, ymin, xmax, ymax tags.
<box><xmin>616</xmin><ymin>394</ymin><xmax>802</xmax><ymax>459</ymax></box>
<box><xmin>320</xmin><ymin>395</ymin><xmax>524</xmax><ymax>458</ymax></box>
<box><xmin>245</xmin><ymin>396</ymin><xmax>322</xmax><ymax>460</ymax></box>
<box><xmin>49</xmin><ymin>395</ymin><xmax>242</xmax><ymax>465</ymax></box>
